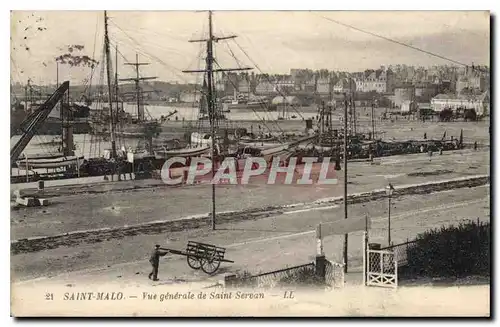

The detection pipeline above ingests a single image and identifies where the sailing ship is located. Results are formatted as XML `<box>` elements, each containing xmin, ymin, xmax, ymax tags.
<box><xmin>88</xmin><ymin>49</ymin><xmax>162</xmax><ymax>136</ymax></box>
<box><xmin>222</xmin><ymin>92</ymin><xmax>274</xmax><ymax>112</ymax></box>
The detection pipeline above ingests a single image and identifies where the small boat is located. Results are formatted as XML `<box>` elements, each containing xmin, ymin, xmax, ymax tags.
<box><xmin>238</xmin><ymin>141</ymin><xmax>283</xmax><ymax>150</ymax></box>
<box><xmin>255</xmin><ymin>134</ymin><xmax>318</xmax><ymax>162</ymax></box>
<box><xmin>260</xmin><ymin>143</ymin><xmax>294</xmax><ymax>161</ymax></box>
<box><xmin>222</xmin><ymin>99</ymin><xmax>273</xmax><ymax>111</ymax></box>
<box><xmin>115</xmin><ymin>131</ymin><xmax>145</xmax><ymax>138</ymax></box>
<box><xmin>239</xmin><ymin>135</ymin><xmax>276</xmax><ymax>143</ymax></box>
<box><xmin>17</xmin><ymin>152</ymin><xmax>66</xmax><ymax>161</ymax></box>
<box><xmin>16</xmin><ymin>155</ymin><xmax>85</xmax><ymax>170</ymax></box>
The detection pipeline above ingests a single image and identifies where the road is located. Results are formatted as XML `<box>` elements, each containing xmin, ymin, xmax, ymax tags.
<box><xmin>12</xmin><ymin>185</ymin><xmax>489</xmax><ymax>285</ymax></box>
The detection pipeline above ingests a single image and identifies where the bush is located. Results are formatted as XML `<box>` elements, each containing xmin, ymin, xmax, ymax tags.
<box><xmin>405</xmin><ymin>220</ymin><xmax>490</xmax><ymax>278</ymax></box>
<box><xmin>439</xmin><ymin>108</ymin><xmax>454</xmax><ymax>122</ymax></box>
<box><xmin>464</xmin><ymin>109</ymin><xmax>477</xmax><ymax>121</ymax></box>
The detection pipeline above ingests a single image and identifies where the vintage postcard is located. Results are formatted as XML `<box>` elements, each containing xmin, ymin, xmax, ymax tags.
<box><xmin>10</xmin><ymin>10</ymin><xmax>490</xmax><ymax>317</ymax></box>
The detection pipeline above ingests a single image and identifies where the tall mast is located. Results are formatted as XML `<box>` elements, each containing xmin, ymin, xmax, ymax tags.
<box><xmin>206</xmin><ymin>12</ymin><xmax>214</xmax><ymax>125</ymax></box>
<box><xmin>104</xmin><ymin>10</ymin><xmax>117</xmax><ymax>158</ymax></box>
<box><xmin>120</xmin><ymin>53</ymin><xmax>157</xmax><ymax>122</ymax></box>
<box><xmin>352</xmin><ymin>89</ymin><xmax>357</xmax><ymax>135</ymax></box>
<box><xmin>183</xmin><ymin>11</ymin><xmax>251</xmax><ymax>231</ymax></box>
<box><xmin>115</xmin><ymin>45</ymin><xmax>119</xmax><ymax>103</ymax></box>
<box><xmin>206</xmin><ymin>11</ymin><xmax>216</xmax><ymax>231</ymax></box>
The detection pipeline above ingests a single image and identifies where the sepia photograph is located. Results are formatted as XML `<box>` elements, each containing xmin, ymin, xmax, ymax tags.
<box><xmin>9</xmin><ymin>8</ymin><xmax>491</xmax><ymax>317</ymax></box>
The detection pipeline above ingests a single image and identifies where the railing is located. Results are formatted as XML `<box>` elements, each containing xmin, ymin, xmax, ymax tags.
<box><xmin>325</xmin><ymin>259</ymin><xmax>345</xmax><ymax>288</ymax></box>
<box><xmin>229</xmin><ymin>263</ymin><xmax>315</xmax><ymax>289</ymax></box>
<box><xmin>226</xmin><ymin>260</ymin><xmax>346</xmax><ymax>289</ymax></box>
<box><xmin>380</xmin><ymin>239</ymin><xmax>418</xmax><ymax>267</ymax></box>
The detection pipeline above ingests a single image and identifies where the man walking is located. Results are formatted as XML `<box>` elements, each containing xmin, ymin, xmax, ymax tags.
<box><xmin>148</xmin><ymin>245</ymin><xmax>169</xmax><ymax>281</ymax></box>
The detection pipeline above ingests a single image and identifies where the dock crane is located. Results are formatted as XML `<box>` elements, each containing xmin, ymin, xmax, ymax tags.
<box><xmin>10</xmin><ymin>81</ymin><xmax>70</xmax><ymax>166</ymax></box>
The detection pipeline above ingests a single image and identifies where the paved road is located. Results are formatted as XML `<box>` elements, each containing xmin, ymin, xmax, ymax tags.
<box><xmin>12</xmin><ymin>185</ymin><xmax>489</xmax><ymax>285</ymax></box>
<box><xmin>11</xmin><ymin>149</ymin><xmax>489</xmax><ymax>239</ymax></box>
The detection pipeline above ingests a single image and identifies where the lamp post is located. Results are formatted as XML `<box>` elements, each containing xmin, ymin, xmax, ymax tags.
<box><xmin>386</xmin><ymin>183</ymin><xmax>395</xmax><ymax>246</ymax></box>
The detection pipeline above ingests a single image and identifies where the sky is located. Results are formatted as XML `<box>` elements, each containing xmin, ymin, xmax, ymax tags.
<box><xmin>10</xmin><ymin>11</ymin><xmax>490</xmax><ymax>85</ymax></box>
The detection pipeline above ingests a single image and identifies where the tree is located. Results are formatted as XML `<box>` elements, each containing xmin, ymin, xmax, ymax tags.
<box><xmin>439</xmin><ymin>108</ymin><xmax>454</xmax><ymax>122</ymax></box>
<box><xmin>464</xmin><ymin>109</ymin><xmax>477</xmax><ymax>121</ymax></box>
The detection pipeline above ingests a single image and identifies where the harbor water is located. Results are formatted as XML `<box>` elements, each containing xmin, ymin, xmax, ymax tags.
<box><xmin>13</xmin><ymin>103</ymin><xmax>321</xmax><ymax>161</ymax></box>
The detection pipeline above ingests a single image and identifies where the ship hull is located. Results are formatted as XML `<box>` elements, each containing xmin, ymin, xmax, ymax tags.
<box><xmin>89</xmin><ymin>120</ymin><xmax>161</xmax><ymax>135</ymax></box>
<box><xmin>223</xmin><ymin>102</ymin><xmax>277</xmax><ymax>111</ymax></box>
<box><xmin>11</xmin><ymin>117</ymin><xmax>91</xmax><ymax>136</ymax></box>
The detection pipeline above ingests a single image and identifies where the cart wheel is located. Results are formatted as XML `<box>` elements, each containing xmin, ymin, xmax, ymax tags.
<box><xmin>200</xmin><ymin>258</ymin><xmax>221</xmax><ymax>275</ymax></box>
<box><xmin>187</xmin><ymin>255</ymin><xmax>201</xmax><ymax>270</ymax></box>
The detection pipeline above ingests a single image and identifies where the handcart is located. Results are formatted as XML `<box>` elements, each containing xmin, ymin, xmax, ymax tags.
<box><xmin>161</xmin><ymin>241</ymin><xmax>234</xmax><ymax>275</ymax></box>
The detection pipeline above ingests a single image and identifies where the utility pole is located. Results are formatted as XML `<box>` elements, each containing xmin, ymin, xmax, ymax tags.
<box><xmin>183</xmin><ymin>11</ymin><xmax>251</xmax><ymax>231</ymax></box>
<box><xmin>104</xmin><ymin>11</ymin><xmax>117</xmax><ymax>159</ymax></box>
<box><xmin>120</xmin><ymin>54</ymin><xmax>157</xmax><ymax>121</ymax></box>
<box><xmin>388</xmin><ymin>194</ymin><xmax>392</xmax><ymax>246</ymax></box>
<box><xmin>386</xmin><ymin>184</ymin><xmax>394</xmax><ymax>246</ymax></box>
<box><xmin>343</xmin><ymin>93</ymin><xmax>349</xmax><ymax>273</ymax></box>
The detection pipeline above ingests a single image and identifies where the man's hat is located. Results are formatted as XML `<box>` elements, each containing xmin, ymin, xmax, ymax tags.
<box><xmin>155</xmin><ymin>244</ymin><xmax>160</xmax><ymax>248</ymax></box>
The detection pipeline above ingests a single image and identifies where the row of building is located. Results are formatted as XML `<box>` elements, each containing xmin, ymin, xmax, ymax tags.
<box><xmin>213</xmin><ymin>67</ymin><xmax>488</xmax><ymax>98</ymax></box>
<box><xmin>177</xmin><ymin>65</ymin><xmax>489</xmax><ymax>115</ymax></box>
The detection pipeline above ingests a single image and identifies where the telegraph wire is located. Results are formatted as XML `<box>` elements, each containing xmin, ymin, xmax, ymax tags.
<box><xmin>313</xmin><ymin>13</ymin><xmax>489</xmax><ymax>74</ymax></box>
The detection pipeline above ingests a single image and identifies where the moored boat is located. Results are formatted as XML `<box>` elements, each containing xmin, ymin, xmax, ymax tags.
<box><xmin>154</xmin><ymin>144</ymin><xmax>211</xmax><ymax>160</ymax></box>
<box><xmin>16</xmin><ymin>155</ymin><xmax>85</xmax><ymax>170</ymax></box>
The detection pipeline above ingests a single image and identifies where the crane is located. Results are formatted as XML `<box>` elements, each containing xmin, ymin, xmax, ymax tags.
<box><xmin>10</xmin><ymin>81</ymin><xmax>70</xmax><ymax>165</ymax></box>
